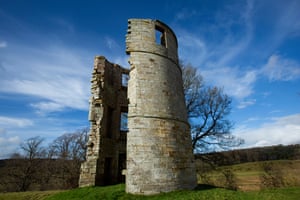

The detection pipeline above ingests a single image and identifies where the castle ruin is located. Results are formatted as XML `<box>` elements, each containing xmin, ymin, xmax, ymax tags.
<box><xmin>79</xmin><ymin>19</ymin><xmax>197</xmax><ymax>195</ymax></box>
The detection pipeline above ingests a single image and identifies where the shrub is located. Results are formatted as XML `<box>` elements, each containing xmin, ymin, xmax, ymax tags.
<box><xmin>260</xmin><ymin>162</ymin><xmax>284</xmax><ymax>189</ymax></box>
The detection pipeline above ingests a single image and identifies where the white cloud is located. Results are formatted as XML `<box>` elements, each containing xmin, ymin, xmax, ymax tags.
<box><xmin>208</xmin><ymin>0</ymin><xmax>254</xmax><ymax>67</ymax></box>
<box><xmin>176</xmin><ymin>1</ymin><xmax>256</xmax><ymax>105</ymax></box>
<box><xmin>177</xmin><ymin>32</ymin><xmax>207</xmax><ymax>67</ymax></box>
<box><xmin>261</xmin><ymin>54</ymin><xmax>300</xmax><ymax>81</ymax></box>
<box><xmin>105</xmin><ymin>36</ymin><xmax>120</xmax><ymax>50</ymax></box>
<box><xmin>235</xmin><ymin>113</ymin><xmax>300</xmax><ymax>148</ymax></box>
<box><xmin>270</xmin><ymin>0</ymin><xmax>300</xmax><ymax>44</ymax></box>
<box><xmin>0</xmin><ymin>41</ymin><xmax>7</xmax><ymax>48</ymax></box>
<box><xmin>175</xmin><ymin>9</ymin><xmax>198</xmax><ymax>20</ymax></box>
<box><xmin>237</xmin><ymin>99</ymin><xmax>256</xmax><ymax>109</ymax></box>
<box><xmin>0</xmin><ymin>43</ymin><xmax>91</xmax><ymax>113</ymax></box>
<box><xmin>0</xmin><ymin>128</ymin><xmax>6</xmax><ymax>135</ymax></box>
<box><xmin>49</xmin><ymin>17</ymin><xmax>75</xmax><ymax>33</ymax></box>
<box><xmin>0</xmin><ymin>117</ymin><xmax>32</xmax><ymax>158</ymax></box>
<box><xmin>201</xmin><ymin>66</ymin><xmax>257</xmax><ymax>100</ymax></box>
<box><xmin>0</xmin><ymin>135</ymin><xmax>21</xmax><ymax>159</ymax></box>
<box><xmin>0</xmin><ymin>116</ymin><xmax>34</xmax><ymax>127</ymax></box>
<box><xmin>1</xmin><ymin>77</ymin><xmax>88</xmax><ymax>111</ymax></box>
<box><xmin>30</xmin><ymin>101</ymin><xmax>65</xmax><ymax>115</ymax></box>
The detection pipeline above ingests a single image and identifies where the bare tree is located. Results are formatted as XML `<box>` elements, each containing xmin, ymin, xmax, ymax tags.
<box><xmin>50</xmin><ymin>128</ymin><xmax>88</xmax><ymax>161</ymax></box>
<box><xmin>20</xmin><ymin>136</ymin><xmax>45</xmax><ymax>159</ymax></box>
<box><xmin>49</xmin><ymin>128</ymin><xmax>89</xmax><ymax>188</ymax></box>
<box><xmin>181</xmin><ymin>63</ymin><xmax>244</xmax><ymax>153</ymax></box>
<box><xmin>5</xmin><ymin>136</ymin><xmax>45</xmax><ymax>191</ymax></box>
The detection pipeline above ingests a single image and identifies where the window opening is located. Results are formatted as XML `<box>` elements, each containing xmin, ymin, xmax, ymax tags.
<box><xmin>120</xmin><ymin>112</ymin><xmax>128</xmax><ymax>132</ymax></box>
<box><xmin>155</xmin><ymin>26</ymin><xmax>166</xmax><ymax>47</ymax></box>
<box><xmin>106</xmin><ymin>106</ymin><xmax>114</xmax><ymax>138</ymax></box>
<box><xmin>121</xmin><ymin>73</ymin><xmax>129</xmax><ymax>87</ymax></box>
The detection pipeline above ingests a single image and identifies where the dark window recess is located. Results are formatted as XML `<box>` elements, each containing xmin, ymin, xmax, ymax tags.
<box><xmin>121</xmin><ymin>73</ymin><xmax>129</xmax><ymax>87</ymax></box>
<box><xmin>106</xmin><ymin>106</ymin><xmax>114</xmax><ymax>138</ymax></box>
<box><xmin>155</xmin><ymin>26</ymin><xmax>166</xmax><ymax>47</ymax></box>
<box><xmin>118</xmin><ymin>153</ymin><xmax>126</xmax><ymax>183</ymax></box>
<box><xmin>104</xmin><ymin>157</ymin><xmax>112</xmax><ymax>185</ymax></box>
<box><xmin>108</xmin><ymin>69</ymin><xmax>114</xmax><ymax>86</ymax></box>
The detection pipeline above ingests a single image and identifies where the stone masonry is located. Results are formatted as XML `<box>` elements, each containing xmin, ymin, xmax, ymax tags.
<box><xmin>79</xmin><ymin>56</ymin><xmax>129</xmax><ymax>187</ymax></box>
<box><xmin>126</xmin><ymin>19</ymin><xmax>197</xmax><ymax>194</ymax></box>
<box><xmin>79</xmin><ymin>19</ymin><xmax>197</xmax><ymax>194</ymax></box>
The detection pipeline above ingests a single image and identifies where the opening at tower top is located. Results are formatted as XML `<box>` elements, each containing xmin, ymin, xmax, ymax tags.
<box><xmin>155</xmin><ymin>25</ymin><xmax>166</xmax><ymax>47</ymax></box>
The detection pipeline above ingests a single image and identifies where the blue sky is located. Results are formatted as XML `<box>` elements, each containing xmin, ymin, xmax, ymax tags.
<box><xmin>0</xmin><ymin>0</ymin><xmax>300</xmax><ymax>158</ymax></box>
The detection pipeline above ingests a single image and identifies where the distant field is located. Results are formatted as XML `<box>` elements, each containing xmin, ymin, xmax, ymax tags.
<box><xmin>197</xmin><ymin>160</ymin><xmax>300</xmax><ymax>191</ymax></box>
<box><xmin>0</xmin><ymin>190</ymin><xmax>61</xmax><ymax>200</ymax></box>
<box><xmin>1</xmin><ymin>160</ymin><xmax>299</xmax><ymax>200</ymax></box>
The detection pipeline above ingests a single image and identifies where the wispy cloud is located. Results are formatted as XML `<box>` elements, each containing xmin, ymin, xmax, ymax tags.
<box><xmin>176</xmin><ymin>0</ymin><xmax>300</xmax><ymax>112</ymax></box>
<box><xmin>175</xmin><ymin>8</ymin><xmax>198</xmax><ymax>21</ymax></box>
<box><xmin>237</xmin><ymin>99</ymin><xmax>256</xmax><ymax>109</ymax></box>
<box><xmin>201</xmin><ymin>66</ymin><xmax>257</xmax><ymax>100</ymax></box>
<box><xmin>49</xmin><ymin>17</ymin><xmax>75</xmax><ymax>33</ymax></box>
<box><xmin>177</xmin><ymin>32</ymin><xmax>207</xmax><ymax>67</ymax></box>
<box><xmin>0</xmin><ymin>43</ymin><xmax>91</xmax><ymax>113</ymax></box>
<box><xmin>235</xmin><ymin>114</ymin><xmax>300</xmax><ymax>147</ymax></box>
<box><xmin>30</xmin><ymin>101</ymin><xmax>65</xmax><ymax>115</ymax></box>
<box><xmin>0</xmin><ymin>10</ymin><xmax>94</xmax><ymax>114</ymax></box>
<box><xmin>176</xmin><ymin>0</ymin><xmax>257</xmax><ymax>106</ymax></box>
<box><xmin>261</xmin><ymin>54</ymin><xmax>300</xmax><ymax>81</ymax></box>
<box><xmin>0</xmin><ymin>41</ymin><xmax>7</xmax><ymax>48</ymax></box>
<box><xmin>214</xmin><ymin>0</ymin><xmax>254</xmax><ymax>67</ymax></box>
<box><xmin>0</xmin><ymin>116</ymin><xmax>34</xmax><ymax>127</ymax></box>
<box><xmin>270</xmin><ymin>0</ymin><xmax>300</xmax><ymax>45</ymax></box>
<box><xmin>105</xmin><ymin>36</ymin><xmax>120</xmax><ymax>50</ymax></box>
<box><xmin>0</xmin><ymin>135</ymin><xmax>21</xmax><ymax>159</ymax></box>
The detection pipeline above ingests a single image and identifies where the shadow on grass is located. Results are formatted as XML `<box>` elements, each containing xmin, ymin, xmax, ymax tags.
<box><xmin>195</xmin><ymin>184</ymin><xmax>220</xmax><ymax>191</ymax></box>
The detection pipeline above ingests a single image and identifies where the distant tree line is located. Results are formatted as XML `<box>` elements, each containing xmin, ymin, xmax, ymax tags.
<box><xmin>0</xmin><ymin>128</ymin><xmax>88</xmax><ymax>192</ymax></box>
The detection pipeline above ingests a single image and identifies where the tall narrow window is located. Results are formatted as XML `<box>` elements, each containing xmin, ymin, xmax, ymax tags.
<box><xmin>155</xmin><ymin>26</ymin><xmax>166</xmax><ymax>47</ymax></box>
<box><xmin>121</xmin><ymin>73</ymin><xmax>129</xmax><ymax>87</ymax></box>
<box><xmin>120</xmin><ymin>112</ymin><xmax>128</xmax><ymax>132</ymax></box>
<box><xmin>106</xmin><ymin>106</ymin><xmax>114</xmax><ymax>138</ymax></box>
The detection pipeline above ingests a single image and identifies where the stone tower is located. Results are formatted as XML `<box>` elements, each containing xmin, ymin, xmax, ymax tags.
<box><xmin>126</xmin><ymin>19</ymin><xmax>197</xmax><ymax>194</ymax></box>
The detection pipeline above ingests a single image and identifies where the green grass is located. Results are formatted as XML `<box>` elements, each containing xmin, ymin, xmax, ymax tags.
<box><xmin>44</xmin><ymin>184</ymin><xmax>300</xmax><ymax>200</ymax></box>
<box><xmin>1</xmin><ymin>184</ymin><xmax>300</xmax><ymax>200</ymax></box>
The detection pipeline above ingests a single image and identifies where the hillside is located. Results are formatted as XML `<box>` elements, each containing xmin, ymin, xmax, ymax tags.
<box><xmin>195</xmin><ymin>144</ymin><xmax>300</xmax><ymax>166</ymax></box>
<box><xmin>197</xmin><ymin>160</ymin><xmax>300</xmax><ymax>191</ymax></box>
<box><xmin>1</xmin><ymin>144</ymin><xmax>299</xmax><ymax>192</ymax></box>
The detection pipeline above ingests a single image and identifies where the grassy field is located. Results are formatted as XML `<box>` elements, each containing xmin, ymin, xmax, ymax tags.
<box><xmin>1</xmin><ymin>160</ymin><xmax>299</xmax><ymax>200</ymax></box>
<box><xmin>0</xmin><ymin>190</ymin><xmax>61</xmax><ymax>200</ymax></box>
<box><xmin>1</xmin><ymin>184</ymin><xmax>299</xmax><ymax>200</ymax></box>
<box><xmin>198</xmin><ymin>160</ymin><xmax>300</xmax><ymax>191</ymax></box>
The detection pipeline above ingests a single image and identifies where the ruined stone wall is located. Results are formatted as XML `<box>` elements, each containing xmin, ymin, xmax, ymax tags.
<box><xmin>79</xmin><ymin>56</ymin><xmax>129</xmax><ymax>187</ymax></box>
<box><xmin>126</xmin><ymin>19</ymin><xmax>197</xmax><ymax>194</ymax></box>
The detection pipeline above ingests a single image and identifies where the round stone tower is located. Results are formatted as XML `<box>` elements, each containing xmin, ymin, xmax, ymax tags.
<box><xmin>125</xmin><ymin>19</ymin><xmax>197</xmax><ymax>195</ymax></box>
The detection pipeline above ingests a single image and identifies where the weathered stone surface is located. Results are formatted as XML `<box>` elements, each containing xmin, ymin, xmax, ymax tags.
<box><xmin>79</xmin><ymin>56</ymin><xmax>129</xmax><ymax>187</ymax></box>
<box><xmin>126</xmin><ymin>19</ymin><xmax>197</xmax><ymax>195</ymax></box>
